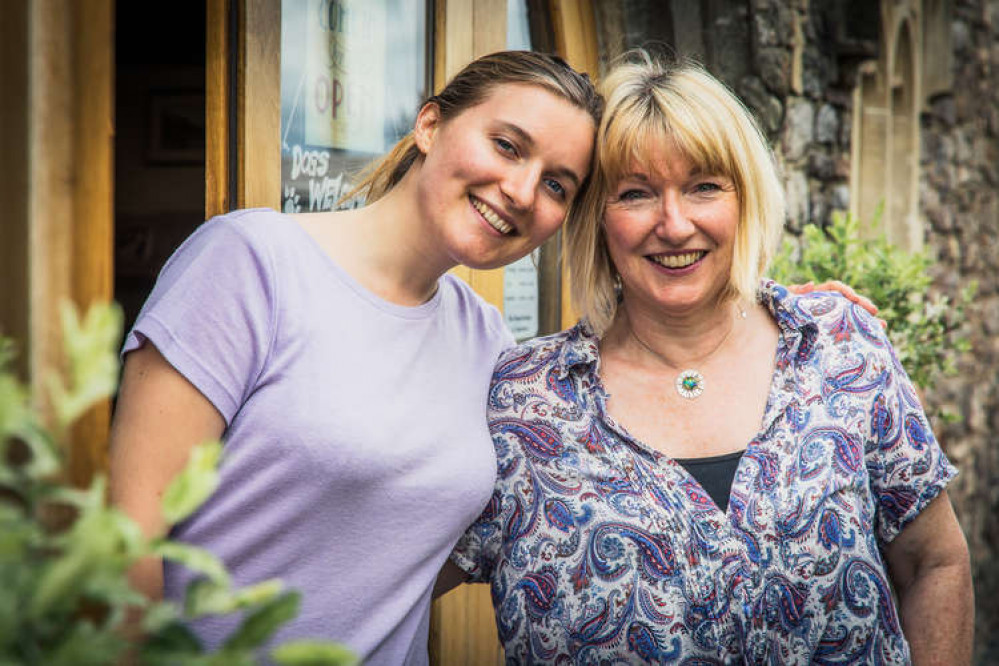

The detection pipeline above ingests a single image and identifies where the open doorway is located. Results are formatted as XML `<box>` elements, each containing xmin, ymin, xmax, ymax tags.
<box><xmin>115</xmin><ymin>4</ymin><xmax>206</xmax><ymax>332</ymax></box>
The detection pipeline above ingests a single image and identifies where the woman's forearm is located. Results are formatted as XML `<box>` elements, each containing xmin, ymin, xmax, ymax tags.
<box><xmin>885</xmin><ymin>492</ymin><xmax>974</xmax><ymax>665</ymax></box>
<box><xmin>896</xmin><ymin>554</ymin><xmax>974</xmax><ymax>664</ymax></box>
<box><xmin>127</xmin><ymin>555</ymin><xmax>165</xmax><ymax>601</ymax></box>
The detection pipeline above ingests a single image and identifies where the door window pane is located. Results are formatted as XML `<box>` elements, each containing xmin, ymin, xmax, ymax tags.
<box><xmin>280</xmin><ymin>0</ymin><xmax>429</xmax><ymax>213</ymax></box>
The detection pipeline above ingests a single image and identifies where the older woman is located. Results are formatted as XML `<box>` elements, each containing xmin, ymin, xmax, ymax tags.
<box><xmin>451</xmin><ymin>56</ymin><xmax>973</xmax><ymax>664</ymax></box>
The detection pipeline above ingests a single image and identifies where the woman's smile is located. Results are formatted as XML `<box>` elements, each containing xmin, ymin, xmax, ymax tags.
<box><xmin>469</xmin><ymin>195</ymin><xmax>516</xmax><ymax>236</ymax></box>
<box><xmin>647</xmin><ymin>250</ymin><xmax>708</xmax><ymax>271</ymax></box>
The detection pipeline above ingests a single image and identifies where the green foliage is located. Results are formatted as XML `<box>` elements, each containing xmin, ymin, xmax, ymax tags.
<box><xmin>771</xmin><ymin>210</ymin><xmax>975</xmax><ymax>420</ymax></box>
<box><xmin>0</xmin><ymin>302</ymin><xmax>356</xmax><ymax>666</ymax></box>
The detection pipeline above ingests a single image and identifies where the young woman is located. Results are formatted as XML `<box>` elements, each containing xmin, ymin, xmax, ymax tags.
<box><xmin>109</xmin><ymin>51</ymin><xmax>601</xmax><ymax>664</ymax></box>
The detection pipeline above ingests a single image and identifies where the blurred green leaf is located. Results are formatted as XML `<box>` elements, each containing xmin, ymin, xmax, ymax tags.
<box><xmin>185</xmin><ymin>577</ymin><xmax>284</xmax><ymax>618</ymax></box>
<box><xmin>272</xmin><ymin>641</ymin><xmax>359</xmax><ymax>666</ymax></box>
<box><xmin>162</xmin><ymin>441</ymin><xmax>223</xmax><ymax>525</ymax></box>
<box><xmin>1</xmin><ymin>303</ymin><xmax>352</xmax><ymax>664</ymax></box>
<box><xmin>0</xmin><ymin>374</ymin><xmax>28</xmax><ymax>438</ymax></box>
<box><xmin>140</xmin><ymin>620</ymin><xmax>205</xmax><ymax>666</ymax></box>
<box><xmin>45</xmin><ymin>621</ymin><xmax>127</xmax><ymax>666</ymax></box>
<box><xmin>47</xmin><ymin>301</ymin><xmax>123</xmax><ymax>431</ymax></box>
<box><xmin>223</xmin><ymin>591</ymin><xmax>301</xmax><ymax>651</ymax></box>
<box><xmin>155</xmin><ymin>540</ymin><xmax>230</xmax><ymax>588</ymax></box>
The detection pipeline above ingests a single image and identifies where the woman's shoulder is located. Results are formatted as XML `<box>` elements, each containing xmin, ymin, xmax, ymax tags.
<box><xmin>175</xmin><ymin>208</ymin><xmax>294</xmax><ymax>262</ymax></box>
<box><xmin>437</xmin><ymin>275</ymin><xmax>515</xmax><ymax>348</ymax></box>
<box><xmin>203</xmin><ymin>207</ymin><xmax>299</xmax><ymax>248</ymax></box>
<box><xmin>763</xmin><ymin>281</ymin><xmax>889</xmax><ymax>353</ymax></box>
<box><xmin>493</xmin><ymin>323</ymin><xmax>594</xmax><ymax>378</ymax></box>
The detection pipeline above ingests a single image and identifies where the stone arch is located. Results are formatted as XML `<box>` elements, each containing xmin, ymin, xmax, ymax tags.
<box><xmin>886</xmin><ymin>18</ymin><xmax>922</xmax><ymax>250</ymax></box>
<box><xmin>922</xmin><ymin>0</ymin><xmax>953</xmax><ymax>103</ymax></box>
<box><xmin>850</xmin><ymin>1</ymin><xmax>923</xmax><ymax>251</ymax></box>
<box><xmin>852</xmin><ymin>59</ymin><xmax>888</xmax><ymax>231</ymax></box>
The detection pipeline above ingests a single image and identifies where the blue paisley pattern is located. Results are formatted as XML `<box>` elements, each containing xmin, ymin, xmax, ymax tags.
<box><xmin>452</xmin><ymin>282</ymin><xmax>956</xmax><ymax>665</ymax></box>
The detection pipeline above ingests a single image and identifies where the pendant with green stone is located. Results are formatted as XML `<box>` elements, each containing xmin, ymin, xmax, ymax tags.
<box><xmin>675</xmin><ymin>369</ymin><xmax>705</xmax><ymax>399</ymax></box>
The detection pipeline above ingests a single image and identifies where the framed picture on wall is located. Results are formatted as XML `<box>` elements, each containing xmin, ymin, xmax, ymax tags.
<box><xmin>146</xmin><ymin>90</ymin><xmax>205</xmax><ymax>165</ymax></box>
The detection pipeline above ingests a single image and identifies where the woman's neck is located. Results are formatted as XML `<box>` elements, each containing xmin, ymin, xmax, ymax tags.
<box><xmin>302</xmin><ymin>173</ymin><xmax>455</xmax><ymax>307</ymax></box>
<box><xmin>603</xmin><ymin>295</ymin><xmax>747</xmax><ymax>371</ymax></box>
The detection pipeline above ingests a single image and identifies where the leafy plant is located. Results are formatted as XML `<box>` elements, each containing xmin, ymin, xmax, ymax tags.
<box><xmin>0</xmin><ymin>303</ymin><xmax>357</xmax><ymax>666</ymax></box>
<box><xmin>771</xmin><ymin>210</ymin><xmax>975</xmax><ymax>421</ymax></box>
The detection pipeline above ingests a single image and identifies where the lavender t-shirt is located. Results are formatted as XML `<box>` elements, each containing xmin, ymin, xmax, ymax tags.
<box><xmin>123</xmin><ymin>209</ymin><xmax>513</xmax><ymax>664</ymax></box>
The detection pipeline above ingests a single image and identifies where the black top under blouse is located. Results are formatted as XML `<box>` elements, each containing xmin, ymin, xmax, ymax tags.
<box><xmin>673</xmin><ymin>449</ymin><xmax>746</xmax><ymax>512</ymax></box>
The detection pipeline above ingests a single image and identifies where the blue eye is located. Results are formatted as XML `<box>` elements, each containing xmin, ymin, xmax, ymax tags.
<box><xmin>693</xmin><ymin>181</ymin><xmax>722</xmax><ymax>194</ymax></box>
<box><xmin>494</xmin><ymin>138</ymin><xmax>517</xmax><ymax>156</ymax></box>
<box><xmin>545</xmin><ymin>178</ymin><xmax>566</xmax><ymax>199</ymax></box>
<box><xmin>618</xmin><ymin>189</ymin><xmax>647</xmax><ymax>201</ymax></box>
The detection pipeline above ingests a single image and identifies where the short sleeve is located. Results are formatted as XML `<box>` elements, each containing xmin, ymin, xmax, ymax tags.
<box><xmin>122</xmin><ymin>215</ymin><xmax>277</xmax><ymax>425</ymax></box>
<box><xmin>864</xmin><ymin>306</ymin><xmax>958</xmax><ymax>545</ymax></box>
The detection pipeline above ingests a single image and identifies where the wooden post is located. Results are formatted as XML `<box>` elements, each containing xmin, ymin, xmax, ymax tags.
<box><xmin>206</xmin><ymin>0</ymin><xmax>232</xmax><ymax>219</ymax></box>
<box><xmin>69</xmin><ymin>0</ymin><xmax>115</xmax><ymax>485</ymax></box>
<box><xmin>549</xmin><ymin>0</ymin><xmax>599</xmax><ymax>329</ymax></box>
<box><xmin>0</xmin><ymin>0</ymin><xmax>115</xmax><ymax>484</ymax></box>
<box><xmin>239</xmin><ymin>0</ymin><xmax>282</xmax><ymax>210</ymax></box>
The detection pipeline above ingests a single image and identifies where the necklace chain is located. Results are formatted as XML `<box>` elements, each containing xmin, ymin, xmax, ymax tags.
<box><xmin>627</xmin><ymin>303</ymin><xmax>746</xmax><ymax>400</ymax></box>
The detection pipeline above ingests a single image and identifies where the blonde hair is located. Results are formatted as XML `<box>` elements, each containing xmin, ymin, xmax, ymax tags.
<box><xmin>566</xmin><ymin>54</ymin><xmax>786</xmax><ymax>334</ymax></box>
<box><xmin>350</xmin><ymin>50</ymin><xmax>602</xmax><ymax>203</ymax></box>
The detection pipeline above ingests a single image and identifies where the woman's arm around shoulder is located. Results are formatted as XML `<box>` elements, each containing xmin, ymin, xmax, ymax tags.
<box><xmin>109</xmin><ymin>342</ymin><xmax>226</xmax><ymax>600</ymax></box>
<box><xmin>787</xmin><ymin>279</ymin><xmax>883</xmax><ymax>322</ymax></box>
<box><xmin>884</xmin><ymin>490</ymin><xmax>974</xmax><ymax>665</ymax></box>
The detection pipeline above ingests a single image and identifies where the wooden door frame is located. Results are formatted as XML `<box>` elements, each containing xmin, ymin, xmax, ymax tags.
<box><xmin>0</xmin><ymin>0</ymin><xmax>114</xmax><ymax>485</ymax></box>
<box><xmin>549</xmin><ymin>0</ymin><xmax>599</xmax><ymax>328</ymax></box>
<box><xmin>206</xmin><ymin>0</ymin><xmax>281</xmax><ymax>218</ymax></box>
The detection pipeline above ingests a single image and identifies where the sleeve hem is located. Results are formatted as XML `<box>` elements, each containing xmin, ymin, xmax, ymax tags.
<box><xmin>448</xmin><ymin>548</ymin><xmax>484</xmax><ymax>583</ymax></box>
<box><xmin>879</xmin><ymin>464</ymin><xmax>958</xmax><ymax>545</ymax></box>
<box><xmin>123</xmin><ymin>314</ymin><xmax>241</xmax><ymax>425</ymax></box>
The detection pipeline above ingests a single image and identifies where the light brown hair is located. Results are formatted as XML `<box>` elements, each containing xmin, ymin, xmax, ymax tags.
<box><xmin>351</xmin><ymin>50</ymin><xmax>603</xmax><ymax>203</ymax></box>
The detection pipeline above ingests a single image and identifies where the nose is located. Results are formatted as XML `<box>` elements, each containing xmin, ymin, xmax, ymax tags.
<box><xmin>655</xmin><ymin>191</ymin><xmax>696</xmax><ymax>243</ymax></box>
<box><xmin>500</xmin><ymin>163</ymin><xmax>539</xmax><ymax>212</ymax></box>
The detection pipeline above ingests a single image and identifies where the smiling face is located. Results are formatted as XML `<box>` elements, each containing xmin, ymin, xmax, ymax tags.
<box><xmin>603</xmin><ymin>145</ymin><xmax>740</xmax><ymax>318</ymax></box>
<box><xmin>412</xmin><ymin>83</ymin><xmax>595</xmax><ymax>270</ymax></box>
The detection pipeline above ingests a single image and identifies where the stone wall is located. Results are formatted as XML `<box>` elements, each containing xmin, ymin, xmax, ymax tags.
<box><xmin>719</xmin><ymin>0</ymin><xmax>998</xmax><ymax>660</ymax></box>
<box><xmin>920</xmin><ymin>2</ymin><xmax>999</xmax><ymax>661</ymax></box>
<box><xmin>739</xmin><ymin>0</ymin><xmax>857</xmax><ymax>232</ymax></box>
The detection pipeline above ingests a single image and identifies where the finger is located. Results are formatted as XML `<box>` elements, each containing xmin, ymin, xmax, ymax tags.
<box><xmin>879</xmin><ymin>318</ymin><xmax>888</xmax><ymax>329</ymax></box>
<box><xmin>856</xmin><ymin>296</ymin><xmax>879</xmax><ymax>315</ymax></box>
<box><xmin>816</xmin><ymin>279</ymin><xmax>854</xmax><ymax>297</ymax></box>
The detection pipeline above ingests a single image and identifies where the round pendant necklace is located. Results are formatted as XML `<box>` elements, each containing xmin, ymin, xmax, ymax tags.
<box><xmin>675</xmin><ymin>369</ymin><xmax>705</xmax><ymax>399</ymax></box>
<box><xmin>628</xmin><ymin>304</ymin><xmax>746</xmax><ymax>400</ymax></box>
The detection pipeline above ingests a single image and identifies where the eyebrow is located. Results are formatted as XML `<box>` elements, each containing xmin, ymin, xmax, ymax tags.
<box><xmin>497</xmin><ymin>121</ymin><xmax>583</xmax><ymax>189</ymax></box>
<box><xmin>620</xmin><ymin>165</ymin><xmax>724</xmax><ymax>181</ymax></box>
<box><xmin>622</xmin><ymin>171</ymin><xmax>650</xmax><ymax>181</ymax></box>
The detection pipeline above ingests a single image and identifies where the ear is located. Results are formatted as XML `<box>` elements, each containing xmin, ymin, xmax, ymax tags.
<box><xmin>413</xmin><ymin>102</ymin><xmax>442</xmax><ymax>155</ymax></box>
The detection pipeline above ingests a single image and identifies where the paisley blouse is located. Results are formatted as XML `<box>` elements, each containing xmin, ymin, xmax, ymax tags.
<box><xmin>452</xmin><ymin>283</ymin><xmax>957</xmax><ymax>665</ymax></box>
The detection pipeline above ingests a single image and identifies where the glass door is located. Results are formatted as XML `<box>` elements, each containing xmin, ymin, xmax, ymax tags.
<box><xmin>279</xmin><ymin>1</ymin><xmax>431</xmax><ymax>213</ymax></box>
